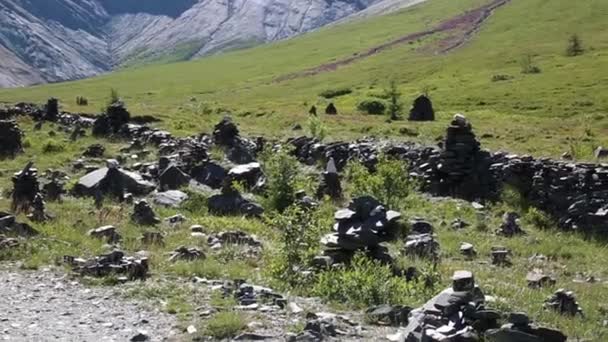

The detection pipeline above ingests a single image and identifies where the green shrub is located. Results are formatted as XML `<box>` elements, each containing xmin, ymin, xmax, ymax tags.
<box><xmin>267</xmin><ymin>205</ymin><xmax>332</xmax><ymax>288</ymax></box>
<box><xmin>525</xmin><ymin>207</ymin><xmax>554</xmax><ymax>230</ymax></box>
<box><xmin>42</xmin><ymin>139</ymin><xmax>65</xmax><ymax>153</ymax></box>
<box><xmin>520</xmin><ymin>54</ymin><xmax>541</xmax><ymax>74</ymax></box>
<box><xmin>386</xmin><ymin>80</ymin><xmax>403</xmax><ymax>120</ymax></box>
<box><xmin>566</xmin><ymin>34</ymin><xmax>584</xmax><ymax>57</ymax></box>
<box><xmin>262</xmin><ymin>149</ymin><xmax>300</xmax><ymax>212</ymax></box>
<box><xmin>203</xmin><ymin>311</ymin><xmax>247</xmax><ymax>339</ymax></box>
<box><xmin>319</xmin><ymin>88</ymin><xmax>352</xmax><ymax>99</ymax></box>
<box><xmin>312</xmin><ymin>253</ymin><xmax>421</xmax><ymax>308</ymax></box>
<box><xmin>308</xmin><ymin>115</ymin><xmax>327</xmax><ymax>141</ymax></box>
<box><xmin>345</xmin><ymin>156</ymin><xmax>412</xmax><ymax>209</ymax></box>
<box><xmin>491</xmin><ymin>74</ymin><xmax>513</xmax><ymax>82</ymax></box>
<box><xmin>357</xmin><ymin>99</ymin><xmax>386</xmax><ymax>115</ymax></box>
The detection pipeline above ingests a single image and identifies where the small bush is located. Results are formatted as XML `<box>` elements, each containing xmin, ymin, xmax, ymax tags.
<box><xmin>566</xmin><ymin>34</ymin><xmax>584</xmax><ymax>57</ymax></box>
<box><xmin>312</xmin><ymin>253</ymin><xmax>421</xmax><ymax>308</ymax></box>
<box><xmin>525</xmin><ymin>207</ymin><xmax>554</xmax><ymax>230</ymax></box>
<box><xmin>76</xmin><ymin>96</ymin><xmax>89</xmax><ymax>106</ymax></box>
<box><xmin>319</xmin><ymin>88</ymin><xmax>352</xmax><ymax>99</ymax></box>
<box><xmin>308</xmin><ymin>115</ymin><xmax>327</xmax><ymax>141</ymax></box>
<box><xmin>345</xmin><ymin>156</ymin><xmax>412</xmax><ymax>209</ymax></box>
<box><xmin>357</xmin><ymin>99</ymin><xmax>386</xmax><ymax>115</ymax></box>
<box><xmin>491</xmin><ymin>74</ymin><xmax>513</xmax><ymax>82</ymax></box>
<box><xmin>42</xmin><ymin>139</ymin><xmax>65</xmax><ymax>153</ymax></box>
<box><xmin>203</xmin><ymin>311</ymin><xmax>247</xmax><ymax>340</ymax></box>
<box><xmin>108</xmin><ymin>88</ymin><xmax>120</xmax><ymax>105</ymax></box>
<box><xmin>520</xmin><ymin>54</ymin><xmax>541</xmax><ymax>74</ymax></box>
<box><xmin>262</xmin><ymin>149</ymin><xmax>300</xmax><ymax>212</ymax></box>
<box><xmin>267</xmin><ymin>205</ymin><xmax>331</xmax><ymax>288</ymax></box>
<box><xmin>386</xmin><ymin>80</ymin><xmax>403</xmax><ymax>120</ymax></box>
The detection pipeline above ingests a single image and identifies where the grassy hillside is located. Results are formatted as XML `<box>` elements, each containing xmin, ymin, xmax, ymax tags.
<box><xmin>1</xmin><ymin>0</ymin><xmax>608</xmax><ymax>157</ymax></box>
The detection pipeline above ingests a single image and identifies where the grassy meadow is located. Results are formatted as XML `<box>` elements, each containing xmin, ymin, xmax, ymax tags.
<box><xmin>1</xmin><ymin>0</ymin><xmax>608</xmax><ymax>339</ymax></box>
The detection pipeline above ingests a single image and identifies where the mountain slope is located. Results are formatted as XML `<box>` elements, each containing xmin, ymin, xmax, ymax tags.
<box><xmin>0</xmin><ymin>0</ymin><xmax>416</xmax><ymax>88</ymax></box>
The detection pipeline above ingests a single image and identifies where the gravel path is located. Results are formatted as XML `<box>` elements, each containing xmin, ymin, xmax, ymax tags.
<box><xmin>0</xmin><ymin>266</ymin><xmax>181</xmax><ymax>342</ymax></box>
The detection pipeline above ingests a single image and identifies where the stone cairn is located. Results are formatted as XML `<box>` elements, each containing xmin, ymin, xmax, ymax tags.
<box><xmin>325</xmin><ymin>103</ymin><xmax>338</xmax><ymax>115</ymax></box>
<box><xmin>316</xmin><ymin>158</ymin><xmax>342</xmax><ymax>199</ymax></box>
<box><xmin>421</xmin><ymin>114</ymin><xmax>496</xmax><ymax>200</ymax></box>
<box><xmin>401</xmin><ymin>270</ymin><xmax>567</xmax><ymax>341</ymax></box>
<box><xmin>0</xmin><ymin>120</ymin><xmax>23</xmax><ymax>158</ymax></box>
<box><xmin>92</xmin><ymin>102</ymin><xmax>131</xmax><ymax>136</ymax></box>
<box><xmin>131</xmin><ymin>200</ymin><xmax>160</xmax><ymax>225</ymax></box>
<box><xmin>11</xmin><ymin>162</ymin><xmax>40</xmax><ymax>214</ymax></box>
<box><xmin>491</xmin><ymin>246</ymin><xmax>512</xmax><ymax>266</ymax></box>
<box><xmin>408</xmin><ymin>94</ymin><xmax>435</xmax><ymax>121</ymax></box>
<box><xmin>27</xmin><ymin>193</ymin><xmax>52</xmax><ymax>222</ymax></box>
<box><xmin>404</xmin><ymin>219</ymin><xmax>440</xmax><ymax>260</ymax></box>
<box><xmin>64</xmin><ymin>250</ymin><xmax>149</xmax><ymax>281</ymax></box>
<box><xmin>544</xmin><ymin>289</ymin><xmax>584</xmax><ymax>317</ymax></box>
<box><xmin>45</xmin><ymin>97</ymin><xmax>59</xmax><ymax>121</ymax></box>
<box><xmin>316</xmin><ymin>196</ymin><xmax>402</xmax><ymax>267</ymax></box>
<box><xmin>496</xmin><ymin>211</ymin><xmax>526</xmax><ymax>236</ymax></box>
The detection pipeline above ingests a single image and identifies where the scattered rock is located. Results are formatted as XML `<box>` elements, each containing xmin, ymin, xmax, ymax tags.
<box><xmin>65</xmin><ymin>250</ymin><xmax>149</xmax><ymax>281</ymax></box>
<box><xmin>491</xmin><ymin>246</ymin><xmax>512</xmax><ymax>266</ymax></box>
<box><xmin>83</xmin><ymin>144</ymin><xmax>105</xmax><ymax>158</ymax></box>
<box><xmin>131</xmin><ymin>200</ymin><xmax>160</xmax><ymax>225</ymax></box>
<box><xmin>365</xmin><ymin>304</ymin><xmax>411</xmax><ymax>326</ymax></box>
<box><xmin>527</xmin><ymin>269</ymin><xmax>556</xmax><ymax>289</ymax></box>
<box><xmin>152</xmin><ymin>190</ymin><xmax>189</xmax><ymax>207</ymax></box>
<box><xmin>159</xmin><ymin>164</ymin><xmax>191</xmax><ymax>191</ymax></box>
<box><xmin>88</xmin><ymin>226</ymin><xmax>122</xmax><ymax>243</ymax></box>
<box><xmin>168</xmin><ymin>246</ymin><xmax>205</xmax><ymax>262</ymax></box>
<box><xmin>73</xmin><ymin>161</ymin><xmax>155</xmax><ymax>198</ymax></box>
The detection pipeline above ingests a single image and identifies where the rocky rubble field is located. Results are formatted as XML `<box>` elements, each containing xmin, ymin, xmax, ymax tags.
<box><xmin>0</xmin><ymin>99</ymin><xmax>607</xmax><ymax>341</ymax></box>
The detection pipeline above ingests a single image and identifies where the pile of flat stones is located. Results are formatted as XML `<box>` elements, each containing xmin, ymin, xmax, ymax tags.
<box><xmin>0</xmin><ymin>234</ymin><xmax>19</xmax><ymax>249</ymax></box>
<box><xmin>400</xmin><ymin>270</ymin><xmax>567</xmax><ymax>341</ymax></box>
<box><xmin>92</xmin><ymin>102</ymin><xmax>131</xmax><ymax>136</ymax></box>
<box><xmin>64</xmin><ymin>250</ymin><xmax>149</xmax><ymax>281</ymax></box>
<box><xmin>404</xmin><ymin>219</ymin><xmax>440</xmax><ymax>260</ymax></box>
<box><xmin>0</xmin><ymin>120</ymin><xmax>23</xmax><ymax>157</ymax></box>
<box><xmin>316</xmin><ymin>196</ymin><xmax>402</xmax><ymax>266</ymax></box>
<box><xmin>544</xmin><ymin>289</ymin><xmax>584</xmax><ymax>316</ymax></box>
<box><xmin>11</xmin><ymin>162</ymin><xmax>40</xmax><ymax>213</ymax></box>
<box><xmin>418</xmin><ymin>114</ymin><xmax>497</xmax><ymax>200</ymax></box>
<box><xmin>408</xmin><ymin>95</ymin><xmax>435</xmax><ymax>121</ymax></box>
<box><xmin>0</xmin><ymin>212</ymin><xmax>38</xmax><ymax>237</ymax></box>
<box><xmin>88</xmin><ymin>225</ymin><xmax>122</xmax><ymax>244</ymax></box>
<box><xmin>496</xmin><ymin>212</ymin><xmax>525</xmax><ymax>236</ymax></box>
<box><xmin>316</xmin><ymin>158</ymin><xmax>342</xmax><ymax>199</ymax></box>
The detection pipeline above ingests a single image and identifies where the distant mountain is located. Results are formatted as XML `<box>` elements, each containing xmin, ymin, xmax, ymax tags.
<box><xmin>0</xmin><ymin>0</ymin><xmax>421</xmax><ymax>88</ymax></box>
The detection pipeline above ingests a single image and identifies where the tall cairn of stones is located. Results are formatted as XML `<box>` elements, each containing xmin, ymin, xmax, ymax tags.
<box><xmin>425</xmin><ymin>114</ymin><xmax>496</xmax><ymax>200</ymax></box>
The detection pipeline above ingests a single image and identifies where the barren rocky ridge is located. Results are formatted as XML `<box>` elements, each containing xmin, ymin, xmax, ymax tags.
<box><xmin>0</xmin><ymin>0</ymin><xmax>424</xmax><ymax>88</ymax></box>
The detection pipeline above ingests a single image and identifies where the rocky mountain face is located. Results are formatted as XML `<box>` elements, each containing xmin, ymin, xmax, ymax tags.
<box><xmin>0</xmin><ymin>0</ymin><xmax>420</xmax><ymax>88</ymax></box>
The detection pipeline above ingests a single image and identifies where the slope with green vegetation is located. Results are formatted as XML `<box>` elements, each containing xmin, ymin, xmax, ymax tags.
<box><xmin>1</xmin><ymin>0</ymin><xmax>607</xmax><ymax>160</ymax></box>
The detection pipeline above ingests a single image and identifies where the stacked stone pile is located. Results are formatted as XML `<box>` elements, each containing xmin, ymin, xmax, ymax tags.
<box><xmin>400</xmin><ymin>271</ymin><xmax>567</xmax><ymax>341</ymax></box>
<box><xmin>423</xmin><ymin>114</ymin><xmax>496</xmax><ymax>200</ymax></box>
<box><xmin>0</xmin><ymin>120</ymin><xmax>23</xmax><ymax>157</ymax></box>
<box><xmin>408</xmin><ymin>95</ymin><xmax>435</xmax><ymax>121</ymax></box>
<box><xmin>316</xmin><ymin>196</ymin><xmax>403</xmax><ymax>266</ymax></box>
<box><xmin>11</xmin><ymin>162</ymin><xmax>40</xmax><ymax>213</ymax></box>
<box><xmin>64</xmin><ymin>250</ymin><xmax>149</xmax><ymax>281</ymax></box>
